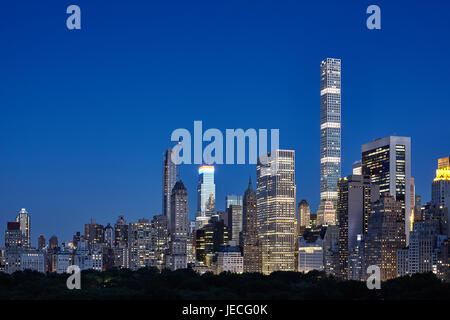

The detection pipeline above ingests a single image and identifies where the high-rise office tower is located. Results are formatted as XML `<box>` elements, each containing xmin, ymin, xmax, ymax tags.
<box><xmin>197</xmin><ymin>165</ymin><xmax>216</xmax><ymax>217</ymax></box>
<box><xmin>257</xmin><ymin>149</ymin><xmax>296</xmax><ymax>274</ymax></box>
<box><xmin>163</xmin><ymin>148</ymin><xmax>178</xmax><ymax>227</ymax></box>
<box><xmin>114</xmin><ymin>215</ymin><xmax>128</xmax><ymax>248</ymax></box>
<box><xmin>337</xmin><ymin>175</ymin><xmax>379</xmax><ymax>279</ymax></box>
<box><xmin>226</xmin><ymin>195</ymin><xmax>243</xmax><ymax>209</ymax></box>
<box><xmin>169</xmin><ymin>181</ymin><xmax>189</xmax><ymax>270</ymax></box>
<box><xmin>195</xmin><ymin>216</ymin><xmax>229</xmax><ymax>266</ymax></box>
<box><xmin>362</xmin><ymin>136</ymin><xmax>412</xmax><ymax>243</ymax></box>
<box><xmin>49</xmin><ymin>235</ymin><xmax>58</xmax><ymax>250</ymax></box>
<box><xmin>227</xmin><ymin>204</ymin><xmax>243</xmax><ymax>245</ymax></box>
<box><xmin>297</xmin><ymin>200</ymin><xmax>311</xmax><ymax>235</ymax></box>
<box><xmin>432</xmin><ymin>156</ymin><xmax>450</xmax><ymax>208</ymax></box>
<box><xmin>243</xmin><ymin>177</ymin><xmax>261</xmax><ymax>273</ymax></box>
<box><xmin>365</xmin><ymin>195</ymin><xmax>406</xmax><ymax>281</ymax></box>
<box><xmin>320</xmin><ymin>58</ymin><xmax>342</xmax><ymax>206</ymax></box>
<box><xmin>16</xmin><ymin>208</ymin><xmax>30</xmax><ymax>248</ymax></box>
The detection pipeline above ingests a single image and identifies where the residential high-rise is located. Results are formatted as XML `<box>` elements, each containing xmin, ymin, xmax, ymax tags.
<box><xmin>297</xmin><ymin>200</ymin><xmax>311</xmax><ymax>235</ymax></box>
<box><xmin>432</xmin><ymin>156</ymin><xmax>450</xmax><ymax>208</ymax></box>
<box><xmin>16</xmin><ymin>208</ymin><xmax>31</xmax><ymax>248</ymax></box>
<box><xmin>242</xmin><ymin>177</ymin><xmax>261</xmax><ymax>273</ymax></box>
<box><xmin>197</xmin><ymin>165</ymin><xmax>216</xmax><ymax>217</ymax></box>
<box><xmin>5</xmin><ymin>222</ymin><xmax>23</xmax><ymax>248</ymax></box>
<box><xmin>151</xmin><ymin>214</ymin><xmax>169</xmax><ymax>270</ymax></box>
<box><xmin>104</xmin><ymin>223</ymin><xmax>114</xmax><ymax>248</ymax></box>
<box><xmin>163</xmin><ymin>147</ymin><xmax>178</xmax><ymax>226</ymax></box>
<box><xmin>84</xmin><ymin>219</ymin><xmax>105</xmax><ymax>250</ymax></box>
<box><xmin>362</xmin><ymin>136</ymin><xmax>412</xmax><ymax>243</ymax></box>
<box><xmin>323</xmin><ymin>225</ymin><xmax>340</xmax><ymax>277</ymax></box>
<box><xmin>320</xmin><ymin>58</ymin><xmax>341</xmax><ymax>206</ymax></box>
<box><xmin>365</xmin><ymin>195</ymin><xmax>406</xmax><ymax>281</ymax></box>
<box><xmin>257</xmin><ymin>149</ymin><xmax>296</xmax><ymax>274</ymax></box>
<box><xmin>168</xmin><ymin>180</ymin><xmax>189</xmax><ymax>270</ymax></box>
<box><xmin>128</xmin><ymin>219</ymin><xmax>153</xmax><ymax>270</ymax></box>
<box><xmin>195</xmin><ymin>216</ymin><xmax>229</xmax><ymax>266</ymax></box>
<box><xmin>337</xmin><ymin>174</ymin><xmax>379</xmax><ymax>279</ymax></box>
<box><xmin>114</xmin><ymin>215</ymin><xmax>128</xmax><ymax>248</ymax></box>
<box><xmin>227</xmin><ymin>204</ymin><xmax>243</xmax><ymax>245</ymax></box>
<box><xmin>38</xmin><ymin>235</ymin><xmax>46</xmax><ymax>251</ymax></box>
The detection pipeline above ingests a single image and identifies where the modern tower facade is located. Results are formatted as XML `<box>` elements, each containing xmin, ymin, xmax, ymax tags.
<box><xmin>163</xmin><ymin>147</ymin><xmax>178</xmax><ymax>226</ymax></box>
<box><xmin>243</xmin><ymin>178</ymin><xmax>261</xmax><ymax>273</ymax></box>
<box><xmin>361</xmin><ymin>136</ymin><xmax>412</xmax><ymax>243</ymax></box>
<box><xmin>197</xmin><ymin>165</ymin><xmax>216</xmax><ymax>217</ymax></box>
<box><xmin>432</xmin><ymin>156</ymin><xmax>450</xmax><ymax>208</ymax></box>
<box><xmin>257</xmin><ymin>149</ymin><xmax>296</xmax><ymax>274</ymax></box>
<box><xmin>320</xmin><ymin>58</ymin><xmax>342</xmax><ymax>204</ymax></box>
<box><xmin>16</xmin><ymin>208</ymin><xmax>31</xmax><ymax>248</ymax></box>
<box><xmin>114</xmin><ymin>215</ymin><xmax>128</xmax><ymax>248</ymax></box>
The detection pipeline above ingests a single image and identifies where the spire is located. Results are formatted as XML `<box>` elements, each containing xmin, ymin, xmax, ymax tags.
<box><xmin>248</xmin><ymin>176</ymin><xmax>253</xmax><ymax>190</ymax></box>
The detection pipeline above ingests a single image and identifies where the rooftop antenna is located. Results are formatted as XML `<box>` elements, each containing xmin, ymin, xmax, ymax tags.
<box><xmin>176</xmin><ymin>139</ymin><xmax>181</xmax><ymax>181</ymax></box>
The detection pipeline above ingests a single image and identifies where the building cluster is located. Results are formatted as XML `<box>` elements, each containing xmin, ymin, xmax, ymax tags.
<box><xmin>1</xmin><ymin>58</ymin><xmax>449</xmax><ymax>283</ymax></box>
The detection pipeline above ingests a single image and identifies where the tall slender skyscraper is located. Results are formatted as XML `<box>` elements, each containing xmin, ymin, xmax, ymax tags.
<box><xmin>320</xmin><ymin>58</ymin><xmax>342</xmax><ymax>206</ymax></box>
<box><xmin>243</xmin><ymin>177</ymin><xmax>261</xmax><ymax>273</ymax></box>
<box><xmin>197</xmin><ymin>165</ymin><xmax>216</xmax><ymax>217</ymax></box>
<box><xmin>361</xmin><ymin>136</ymin><xmax>411</xmax><ymax>243</ymax></box>
<box><xmin>16</xmin><ymin>208</ymin><xmax>31</xmax><ymax>249</ymax></box>
<box><xmin>163</xmin><ymin>148</ymin><xmax>178</xmax><ymax>226</ymax></box>
<box><xmin>169</xmin><ymin>180</ymin><xmax>189</xmax><ymax>270</ymax></box>
<box><xmin>257</xmin><ymin>149</ymin><xmax>296</xmax><ymax>274</ymax></box>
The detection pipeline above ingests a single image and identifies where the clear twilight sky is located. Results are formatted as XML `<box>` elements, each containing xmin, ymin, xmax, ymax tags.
<box><xmin>0</xmin><ymin>0</ymin><xmax>449</xmax><ymax>246</ymax></box>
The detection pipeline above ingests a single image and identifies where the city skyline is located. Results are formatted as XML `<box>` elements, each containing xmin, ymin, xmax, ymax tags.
<box><xmin>1</xmin><ymin>1</ymin><xmax>450</xmax><ymax>247</ymax></box>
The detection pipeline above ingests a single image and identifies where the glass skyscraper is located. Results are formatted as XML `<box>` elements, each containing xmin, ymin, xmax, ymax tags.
<box><xmin>320</xmin><ymin>58</ymin><xmax>342</xmax><ymax>204</ymax></box>
<box><xmin>197</xmin><ymin>165</ymin><xmax>216</xmax><ymax>217</ymax></box>
<box><xmin>361</xmin><ymin>136</ymin><xmax>411</xmax><ymax>244</ymax></box>
<box><xmin>163</xmin><ymin>147</ymin><xmax>178</xmax><ymax>227</ymax></box>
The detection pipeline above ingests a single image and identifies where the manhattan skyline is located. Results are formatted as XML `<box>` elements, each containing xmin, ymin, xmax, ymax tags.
<box><xmin>1</xmin><ymin>0</ymin><xmax>450</xmax><ymax>246</ymax></box>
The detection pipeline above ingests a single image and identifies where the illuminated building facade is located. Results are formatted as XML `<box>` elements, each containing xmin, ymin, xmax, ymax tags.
<box><xmin>257</xmin><ymin>149</ymin><xmax>296</xmax><ymax>274</ymax></box>
<box><xmin>365</xmin><ymin>195</ymin><xmax>406</xmax><ymax>281</ymax></box>
<box><xmin>227</xmin><ymin>204</ymin><xmax>243</xmax><ymax>245</ymax></box>
<box><xmin>163</xmin><ymin>147</ymin><xmax>178</xmax><ymax>225</ymax></box>
<box><xmin>320</xmin><ymin>58</ymin><xmax>341</xmax><ymax>205</ymax></box>
<box><xmin>16</xmin><ymin>208</ymin><xmax>31</xmax><ymax>249</ymax></box>
<box><xmin>316</xmin><ymin>200</ymin><xmax>336</xmax><ymax>225</ymax></box>
<box><xmin>337</xmin><ymin>174</ymin><xmax>379</xmax><ymax>279</ymax></box>
<box><xmin>432</xmin><ymin>156</ymin><xmax>450</xmax><ymax>208</ymax></box>
<box><xmin>168</xmin><ymin>181</ymin><xmax>189</xmax><ymax>270</ymax></box>
<box><xmin>297</xmin><ymin>200</ymin><xmax>311</xmax><ymax>235</ymax></box>
<box><xmin>362</xmin><ymin>136</ymin><xmax>411</xmax><ymax>244</ymax></box>
<box><xmin>128</xmin><ymin>219</ymin><xmax>154</xmax><ymax>270</ymax></box>
<box><xmin>298</xmin><ymin>237</ymin><xmax>324</xmax><ymax>273</ymax></box>
<box><xmin>197</xmin><ymin>165</ymin><xmax>216</xmax><ymax>217</ymax></box>
<box><xmin>242</xmin><ymin>178</ymin><xmax>261</xmax><ymax>273</ymax></box>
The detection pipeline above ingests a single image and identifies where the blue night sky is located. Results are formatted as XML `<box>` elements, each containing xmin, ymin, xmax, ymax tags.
<box><xmin>0</xmin><ymin>0</ymin><xmax>449</xmax><ymax>246</ymax></box>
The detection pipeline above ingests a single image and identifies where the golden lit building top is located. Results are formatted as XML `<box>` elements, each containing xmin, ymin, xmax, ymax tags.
<box><xmin>434</xmin><ymin>157</ymin><xmax>450</xmax><ymax>181</ymax></box>
<box><xmin>438</xmin><ymin>157</ymin><xmax>450</xmax><ymax>170</ymax></box>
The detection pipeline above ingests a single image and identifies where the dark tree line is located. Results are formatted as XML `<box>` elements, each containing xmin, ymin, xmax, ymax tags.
<box><xmin>0</xmin><ymin>268</ymin><xmax>449</xmax><ymax>300</ymax></box>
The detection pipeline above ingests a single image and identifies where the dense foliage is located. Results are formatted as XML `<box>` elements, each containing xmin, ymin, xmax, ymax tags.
<box><xmin>0</xmin><ymin>268</ymin><xmax>448</xmax><ymax>300</ymax></box>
